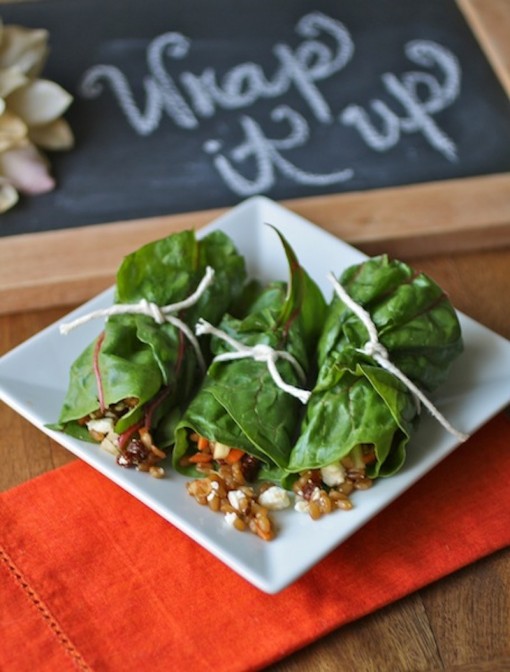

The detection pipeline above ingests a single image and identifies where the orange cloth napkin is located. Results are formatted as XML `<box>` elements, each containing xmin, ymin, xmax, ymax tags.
<box><xmin>2</xmin><ymin>413</ymin><xmax>510</xmax><ymax>672</ymax></box>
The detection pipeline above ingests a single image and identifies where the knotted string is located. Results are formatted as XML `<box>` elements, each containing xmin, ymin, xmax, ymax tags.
<box><xmin>195</xmin><ymin>318</ymin><xmax>311</xmax><ymax>404</ymax></box>
<box><xmin>59</xmin><ymin>266</ymin><xmax>216</xmax><ymax>373</ymax></box>
<box><xmin>328</xmin><ymin>272</ymin><xmax>468</xmax><ymax>442</ymax></box>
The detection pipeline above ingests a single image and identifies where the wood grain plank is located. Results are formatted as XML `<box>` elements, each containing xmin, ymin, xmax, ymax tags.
<box><xmin>269</xmin><ymin>594</ymin><xmax>442</xmax><ymax>672</ymax></box>
<box><xmin>413</xmin><ymin>248</ymin><xmax>510</xmax><ymax>340</ymax></box>
<box><xmin>428</xmin><ymin>659</ymin><xmax>510</xmax><ymax>672</ymax></box>
<box><xmin>458</xmin><ymin>0</ymin><xmax>510</xmax><ymax>97</ymax></box>
<box><xmin>284</xmin><ymin>173</ymin><xmax>510</xmax><ymax>256</ymax></box>
<box><xmin>0</xmin><ymin>306</ymin><xmax>76</xmax><ymax>491</ymax></box>
<box><xmin>421</xmin><ymin>550</ymin><xmax>510</xmax><ymax>670</ymax></box>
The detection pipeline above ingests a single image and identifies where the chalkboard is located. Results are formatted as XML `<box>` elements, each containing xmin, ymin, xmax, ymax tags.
<box><xmin>0</xmin><ymin>0</ymin><xmax>509</xmax><ymax>239</ymax></box>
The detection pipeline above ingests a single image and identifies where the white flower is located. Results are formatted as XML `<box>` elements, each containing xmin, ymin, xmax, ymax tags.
<box><xmin>0</xmin><ymin>20</ymin><xmax>74</xmax><ymax>214</ymax></box>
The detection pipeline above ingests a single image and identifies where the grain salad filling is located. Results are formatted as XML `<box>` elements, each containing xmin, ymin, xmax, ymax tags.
<box><xmin>182</xmin><ymin>432</ymin><xmax>376</xmax><ymax>540</ymax></box>
<box><xmin>80</xmin><ymin>398</ymin><xmax>166</xmax><ymax>478</ymax></box>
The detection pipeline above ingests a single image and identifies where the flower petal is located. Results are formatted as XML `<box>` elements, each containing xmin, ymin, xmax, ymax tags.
<box><xmin>29</xmin><ymin>117</ymin><xmax>74</xmax><ymax>150</ymax></box>
<box><xmin>0</xmin><ymin>144</ymin><xmax>55</xmax><ymax>194</ymax></box>
<box><xmin>0</xmin><ymin>177</ymin><xmax>19</xmax><ymax>213</ymax></box>
<box><xmin>0</xmin><ymin>111</ymin><xmax>28</xmax><ymax>152</ymax></box>
<box><xmin>7</xmin><ymin>78</ymin><xmax>73</xmax><ymax>125</ymax></box>
<box><xmin>0</xmin><ymin>66</ymin><xmax>28</xmax><ymax>98</ymax></box>
<box><xmin>0</xmin><ymin>25</ymin><xmax>49</xmax><ymax>77</ymax></box>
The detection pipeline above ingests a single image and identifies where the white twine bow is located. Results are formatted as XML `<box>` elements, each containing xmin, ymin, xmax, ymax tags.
<box><xmin>195</xmin><ymin>318</ymin><xmax>312</xmax><ymax>404</ymax></box>
<box><xmin>328</xmin><ymin>272</ymin><xmax>469</xmax><ymax>442</ymax></box>
<box><xmin>59</xmin><ymin>266</ymin><xmax>216</xmax><ymax>373</ymax></box>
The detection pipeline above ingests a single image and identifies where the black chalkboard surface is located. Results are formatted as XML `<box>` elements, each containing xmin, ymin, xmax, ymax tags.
<box><xmin>0</xmin><ymin>0</ymin><xmax>509</xmax><ymax>238</ymax></box>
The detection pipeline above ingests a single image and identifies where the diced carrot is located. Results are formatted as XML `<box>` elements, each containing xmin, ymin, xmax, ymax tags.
<box><xmin>225</xmin><ymin>448</ymin><xmax>245</xmax><ymax>464</ymax></box>
<box><xmin>188</xmin><ymin>453</ymin><xmax>213</xmax><ymax>464</ymax></box>
<box><xmin>197</xmin><ymin>436</ymin><xmax>210</xmax><ymax>452</ymax></box>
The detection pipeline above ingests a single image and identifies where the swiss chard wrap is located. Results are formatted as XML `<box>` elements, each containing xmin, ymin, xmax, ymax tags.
<box><xmin>173</xmin><ymin>228</ymin><xmax>326</xmax><ymax>482</ymax></box>
<box><xmin>53</xmin><ymin>229</ymin><xmax>246</xmax><ymax>472</ymax></box>
<box><xmin>286</xmin><ymin>254</ymin><xmax>464</xmax><ymax>483</ymax></box>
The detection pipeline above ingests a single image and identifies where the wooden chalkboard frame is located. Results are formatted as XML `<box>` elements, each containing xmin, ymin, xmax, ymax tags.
<box><xmin>0</xmin><ymin>0</ymin><xmax>509</xmax><ymax>315</ymax></box>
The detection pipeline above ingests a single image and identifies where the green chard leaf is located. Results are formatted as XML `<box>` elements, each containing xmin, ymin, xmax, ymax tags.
<box><xmin>270</xmin><ymin>224</ymin><xmax>327</xmax><ymax>352</ymax></box>
<box><xmin>285</xmin><ymin>349</ymin><xmax>419</xmax><ymax>481</ymax></box>
<box><xmin>319</xmin><ymin>255</ymin><xmax>463</xmax><ymax>391</ymax></box>
<box><xmin>173</xmin><ymin>227</ymin><xmax>326</xmax><ymax>479</ymax></box>
<box><xmin>54</xmin><ymin>229</ymin><xmax>246</xmax><ymax>443</ymax></box>
<box><xmin>286</xmin><ymin>255</ymin><xmax>463</xmax><ymax>482</ymax></box>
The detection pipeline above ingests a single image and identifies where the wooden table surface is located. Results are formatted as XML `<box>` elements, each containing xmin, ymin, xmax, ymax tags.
<box><xmin>1</xmin><ymin>244</ymin><xmax>509</xmax><ymax>671</ymax></box>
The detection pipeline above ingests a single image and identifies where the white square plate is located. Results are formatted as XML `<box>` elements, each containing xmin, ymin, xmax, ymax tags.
<box><xmin>1</xmin><ymin>196</ymin><xmax>510</xmax><ymax>593</ymax></box>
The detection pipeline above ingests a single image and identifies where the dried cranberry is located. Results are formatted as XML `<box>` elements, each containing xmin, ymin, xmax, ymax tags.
<box><xmin>300</xmin><ymin>481</ymin><xmax>318</xmax><ymax>500</ymax></box>
<box><xmin>117</xmin><ymin>438</ymin><xmax>149</xmax><ymax>468</ymax></box>
<box><xmin>240</xmin><ymin>454</ymin><xmax>261</xmax><ymax>482</ymax></box>
<box><xmin>301</xmin><ymin>470</ymin><xmax>322</xmax><ymax>500</ymax></box>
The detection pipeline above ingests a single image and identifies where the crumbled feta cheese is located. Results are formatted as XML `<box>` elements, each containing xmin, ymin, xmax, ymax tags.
<box><xmin>311</xmin><ymin>486</ymin><xmax>322</xmax><ymax>501</ymax></box>
<box><xmin>212</xmin><ymin>441</ymin><xmax>231</xmax><ymax>460</ymax></box>
<box><xmin>294</xmin><ymin>496</ymin><xmax>310</xmax><ymax>514</ymax></box>
<box><xmin>224</xmin><ymin>511</ymin><xmax>239</xmax><ymax>527</ymax></box>
<box><xmin>100</xmin><ymin>431</ymin><xmax>119</xmax><ymax>456</ymax></box>
<box><xmin>320</xmin><ymin>462</ymin><xmax>346</xmax><ymax>487</ymax></box>
<box><xmin>258</xmin><ymin>486</ymin><xmax>291</xmax><ymax>510</ymax></box>
<box><xmin>87</xmin><ymin>417</ymin><xmax>115</xmax><ymax>436</ymax></box>
<box><xmin>228</xmin><ymin>489</ymin><xmax>247</xmax><ymax>512</ymax></box>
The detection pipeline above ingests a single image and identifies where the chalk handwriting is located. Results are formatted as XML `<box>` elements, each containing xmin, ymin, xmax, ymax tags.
<box><xmin>340</xmin><ymin>41</ymin><xmax>460</xmax><ymax>161</ymax></box>
<box><xmin>203</xmin><ymin>106</ymin><xmax>353</xmax><ymax>196</ymax></box>
<box><xmin>79</xmin><ymin>12</ymin><xmax>462</xmax><ymax>196</ymax></box>
<box><xmin>80</xmin><ymin>13</ymin><xmax>353</xmax><ymax>132</ymax></box>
